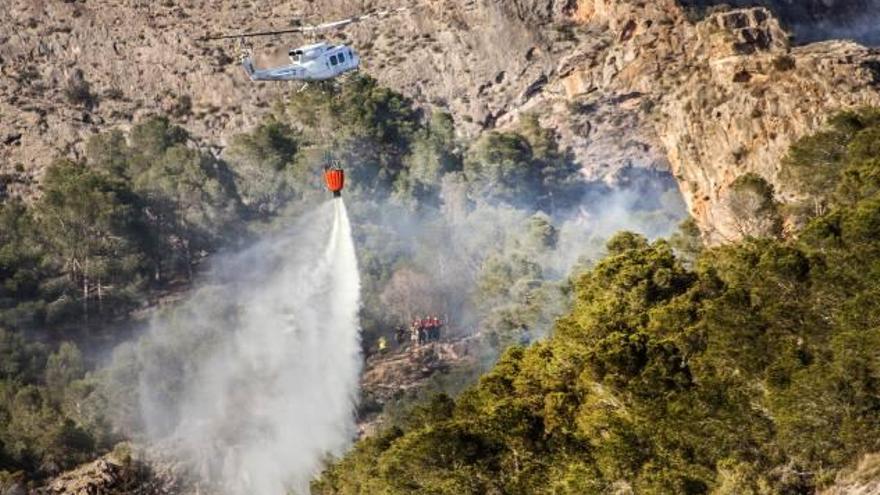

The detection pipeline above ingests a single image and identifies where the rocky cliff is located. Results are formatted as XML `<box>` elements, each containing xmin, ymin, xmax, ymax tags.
<box><xmin>820</xmin><ymin>454</ymin><xmax>880</xmax><ymax>495</ymax></box>
<box><xmin>506</xmin><ymin>0</ymin><xmax>880</xmax><ymax>241</ymax></box>
<box><xmin>680</xmin><ymin>0</ymin><xmax>880</xmax><ymax>45</ymax></box>
<box><xmin>2</xmin><ymin>0</ymin><xmax>879</xmax><ymax>241</ymax></box>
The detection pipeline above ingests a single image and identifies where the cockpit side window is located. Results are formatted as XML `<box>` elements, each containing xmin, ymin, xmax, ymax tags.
<box><xmin>338</xmin><ymin>51</ymin><xmax>345</xmax><ymax>63</ymax></box>
<box><xmin>330</xmin><ymin>54</ymin><xmax>338</xmax><ymax>65</ymax></box>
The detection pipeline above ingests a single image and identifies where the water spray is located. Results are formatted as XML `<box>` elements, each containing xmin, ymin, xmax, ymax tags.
<box><xmin>131</xmin><ymin>198</ymin><xmax>361</xmax><ymax>494</ymax></box>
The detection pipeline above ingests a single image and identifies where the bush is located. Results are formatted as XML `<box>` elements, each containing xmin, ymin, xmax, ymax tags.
<box><xmin>0</xmin><ymin>337</ymin><xmax>109</xmax><ymax>480</ymax></box>
<box><xmin>64</xmin><ymin>70</ymin><xmax>96</xmax><ymax>109</ymax></box>
<box><xmin>781</xmin><ymin>108</ymin><xmax>880</xmax><ymax>217</ymax></box>
<box><xmin>773</xmin><ymin>55</ymin><xmax>796</xmax><ymax>71</ymax></box>
<box><xmin>722</xmin><ymin>173</ymin><xmax>782</xmax><ymax>238</ymax></box>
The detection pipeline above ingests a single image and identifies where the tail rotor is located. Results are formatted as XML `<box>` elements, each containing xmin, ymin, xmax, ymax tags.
<box><xmin>237</xmin><ymin>37</ymin><xmax>257</xmax><ymax>79</ymax></box>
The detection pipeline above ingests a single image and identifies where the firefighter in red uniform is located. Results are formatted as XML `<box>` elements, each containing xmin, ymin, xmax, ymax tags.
<box><xmin>425</xmin><ymin>316</ymin><xmax>436</xmax><ymax>342</ymax></box>
<box><xmin>432</xmin><ymin>316</ymin><xmax>442</xmax><ymax>341</ymax></box>
<box><xmin>419</xmin><ymin>316</ymin><xmax>431</xmax><ymax>344</ymax></box>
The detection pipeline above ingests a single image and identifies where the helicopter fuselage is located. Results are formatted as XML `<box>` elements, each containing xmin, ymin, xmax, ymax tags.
<box><xmin>242</xmin><ymin>42</ymin><xmax>360</xmax><ymax>82</ymax></box>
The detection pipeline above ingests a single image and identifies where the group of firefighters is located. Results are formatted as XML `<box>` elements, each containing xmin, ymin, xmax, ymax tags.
<box><xmin>375</xmin><ymin>315</ymin><xmax>446</xmax><ymax>354</ymax></box>
<box><xmin>396</xmin><ymin>315</ymin><xmax>444</xmax><ymax>348</ymax></box>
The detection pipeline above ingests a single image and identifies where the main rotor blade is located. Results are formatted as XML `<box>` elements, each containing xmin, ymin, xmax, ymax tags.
<box><xmin>199</xmin><ymin>7</ymin><xmax>408</xmax><ymax>41</ymax></box>
<box><xmin>200</xmin><ymin>26</ymin><xmax>307</xmax><ymax>41</ymax></box>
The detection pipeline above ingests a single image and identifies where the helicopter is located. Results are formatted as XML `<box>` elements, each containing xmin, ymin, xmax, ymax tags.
<box><xmin>201</xmin><ymin>9</ymin><xmax>406</xmax><ymax>83</ymax></box>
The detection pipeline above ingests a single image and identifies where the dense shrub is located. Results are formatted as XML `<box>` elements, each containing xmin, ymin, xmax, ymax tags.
<box><xmin>0</xmin><ymin>332</ymin><xmax>112</xmax><ymax>479</ymax></box>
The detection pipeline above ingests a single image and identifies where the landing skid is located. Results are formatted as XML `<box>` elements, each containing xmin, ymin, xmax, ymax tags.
<box><xmin>296</xmin><ymin>80</ymin><xmax>339</xmax><ymax>94</ymax></box>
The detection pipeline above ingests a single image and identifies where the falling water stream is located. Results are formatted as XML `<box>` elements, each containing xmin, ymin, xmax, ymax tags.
<box><xmin>133</xmin><ymin>199</ymin><xmax>362</xmax><ymax>494</ymax></box>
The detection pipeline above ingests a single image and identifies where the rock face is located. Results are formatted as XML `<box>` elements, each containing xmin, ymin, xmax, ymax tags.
<box><xmin>679</xmin><ymin>0</ymin><xmax>880</xmax><ymax>45</ymax></box>
<box><xmin>821</xmin><ymin>453</ymin><xmax>880</xmax><ymax>495</ymax></box>
<box><xmin>2</xmin><ymin>0</ymin><xmax>879</xmax><ymax>241</ymax></box>
<box><xmin>42</xmin><ymin>449</ymin><xmax>181</xmax><ymax>495</ymax></box>
<box><xmin>501</xmin><ymin>0</ymin><xmax>880</xmax><ymax>241</ymax></box>
<box><xmin>39</xmin><ymin>445</ymin><xmax>227</xmax><ymax>495</ymax></box>
<box><xmin>651</xmin><ymin>8</ymin><xmax>880</xmax><ymax>241</ymax></box>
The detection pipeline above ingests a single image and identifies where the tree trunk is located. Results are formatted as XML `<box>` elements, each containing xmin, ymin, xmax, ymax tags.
<box><xmin>154</xmin><ymin>216</ymin><xmax>163</xmax><ymax>284</ymax></box>
<box><xmin>97</xmin><ymin>276</ymin><xmax>103</xmax><ymax>315</ymax></box>
<box><xmin>184</xmin><ymin>241</ymin><xmax>193</xmax><ymax>281</ymax></box>
<box><xmin>82</xmin><ymin>270</ymin><xmax>89</xmax><ymax>323</ymax></box>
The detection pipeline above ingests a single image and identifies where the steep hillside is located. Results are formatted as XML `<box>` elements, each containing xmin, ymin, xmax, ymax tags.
<box><xmin>0</xmin><ymin>0</ymin><xmax>566</xmax><ymax>192</ymax></box>
<box><xmin>515</xmin><ymin>0</ymin><xmax>880</xmax><ymax>241</ymax></box>
<box><xmin>314</xmin><ymin>110</ymin><xmax>880</xmax><ymax>494</ymax></box>
<box><xmin>2</xmin><ymin>0</ymin><xmax>879</xmax><ymax>239</ymax></box>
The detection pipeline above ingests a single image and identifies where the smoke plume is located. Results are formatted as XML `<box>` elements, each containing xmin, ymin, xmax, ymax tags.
<box><xmin>124</xmin><ymin>199</ymin><xmax>361</xmax><ymax>494</ymax></box>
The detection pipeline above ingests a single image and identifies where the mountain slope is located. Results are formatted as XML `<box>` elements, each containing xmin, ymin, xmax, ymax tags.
<box><xmin>2</xmin><ymin>0</ymin><xmax>879</xmax><ymax>235</ymax></box>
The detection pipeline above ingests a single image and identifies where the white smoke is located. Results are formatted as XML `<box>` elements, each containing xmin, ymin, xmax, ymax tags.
<box><xmin>129</xmin><ymin>199</ymin><xmax>361</xmax><ymax>494</ymax></box>
<box><xmin>792</xmin><ymin>16</ymin><xmax>880</xmax><ymax>46</ymax></box>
